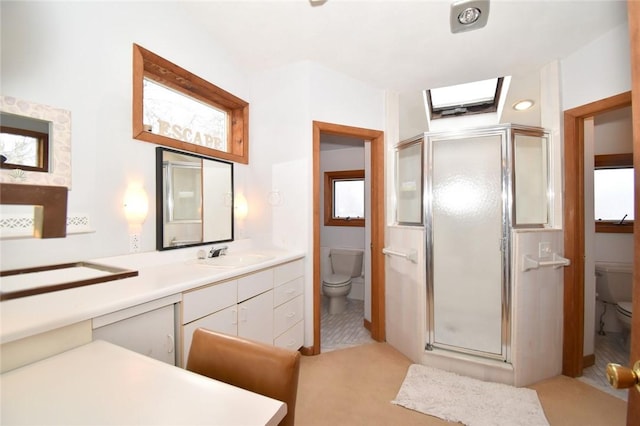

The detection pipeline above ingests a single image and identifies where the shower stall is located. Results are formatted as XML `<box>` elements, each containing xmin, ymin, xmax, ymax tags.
<box><xmin>395</xmin><ymin>124</ymin><xmax>550</xmax><ymax>365</ymax></box>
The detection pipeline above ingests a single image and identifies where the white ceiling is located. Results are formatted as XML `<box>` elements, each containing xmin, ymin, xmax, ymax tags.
<box><xmin>182</xmin><ymin>0</ymin><xmax>628</xmax><ymax>137</ymax></box>
<box><xmin>184</xmin><ymin>0</ymin><xmax>627</xmax><ymax>92</ymax></box>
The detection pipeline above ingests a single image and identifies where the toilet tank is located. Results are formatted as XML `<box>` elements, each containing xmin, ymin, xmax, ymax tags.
<box><xmin>330</xmin><ymin>248</ymin><xmax>364</xmax><ymax>278</ymax></box>
<box><xmin>595</xmin><ymin>262</ymin><xmax>633</xmax><ymax>303</ymax></box>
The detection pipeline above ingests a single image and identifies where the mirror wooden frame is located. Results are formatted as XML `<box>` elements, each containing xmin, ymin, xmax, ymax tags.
<box><xmin>0</xmin><ymin>96</ymin><xmax>71</xmax><ymax>187</ymax></box>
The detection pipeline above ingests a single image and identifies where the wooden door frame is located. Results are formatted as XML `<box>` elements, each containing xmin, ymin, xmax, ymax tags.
<box><xmin>627</xmin><ymin>0</ymin><xmax>639</xmax><ymax>421</ymax></box>
<box><xmin>562</xmin><ymin>91</ymin><xmax>632</xmax><ymax>378</ymax></box>
<box><xmin>565</xmin><ymin>4</ymin><xmax>638</xmax><ymax>422</ymax></box>
<box><xmin>310</xmin><ymin>121</ymin><xmax>385</xmax><ymax>355</ymax></box>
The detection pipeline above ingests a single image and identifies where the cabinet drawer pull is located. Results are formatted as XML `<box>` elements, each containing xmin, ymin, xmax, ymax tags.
<box><xmin>232</xmin><ymin>309</ymin><xmax>238</xmax><ymax>325</ymax></box>
<box><xmin>240</xmin><ymin>307</ymin><xmax>248</xmax><ymax>322</ymax></box>
<box><xmin>287</xmin><ymin>339</ymin><xmax>295</xmax><ymax>347</ymax></box>
<box><xmin>285</xmin><ymin>288</ymin><xmax>295</xmax><ymax>294</ymax></box>
<box><xmin>286</xmin><ymin>312</ymin><xmax>295</xmax><ymax>318</ymax></box>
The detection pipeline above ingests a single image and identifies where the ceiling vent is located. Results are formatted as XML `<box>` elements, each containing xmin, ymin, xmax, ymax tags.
<box><xmin>450</xmin><ymin>0</ymin><xmax>490</xmax><ymax>33</ymax></box>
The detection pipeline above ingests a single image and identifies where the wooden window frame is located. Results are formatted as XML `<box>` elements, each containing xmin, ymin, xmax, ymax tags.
<box><xmin>594</xmin><ymin>153</ymin><xmax>634</xmax><ymax>234</ymax></box>
<box><xmin>132</xmin><ymin>44</ymin><xmax>249</xmax><ymax>164</ymax></box>
<box><xmin>324</xmin><ymin>169</ymin><xmax>365</xmax><ymax>227</ymax></box>
<box><xmin>0</xmin><ymin>126</ymin><xmax>49</xmax><ymax>172</ymax></box>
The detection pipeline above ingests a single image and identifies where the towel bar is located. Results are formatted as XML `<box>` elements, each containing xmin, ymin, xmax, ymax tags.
<box><xmin>522</xmin><ymin>253</ymin><xmax>570</xmax><ymax>272</ymax></box>
<box><xmin>382</xmin><ymin>247</ymin><xmax>418</xmax><ymax>264</ymax></box>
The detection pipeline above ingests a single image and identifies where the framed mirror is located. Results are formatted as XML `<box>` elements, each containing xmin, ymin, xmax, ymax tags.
<box><xmin>156</xmin><ymin>147</ymin><xmax>233</xmax><ymax>250</ymax></box>
<box><xmin>0</xmin><ymin>96</ymin><xmax>71</xmax><ymax>187</ymax></box>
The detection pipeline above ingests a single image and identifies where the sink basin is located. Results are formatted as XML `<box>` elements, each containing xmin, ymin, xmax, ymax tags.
<box><xmin>195</xmin><ymin>253</ymin><xmax>274</xmax><ymax>268</ymax></box>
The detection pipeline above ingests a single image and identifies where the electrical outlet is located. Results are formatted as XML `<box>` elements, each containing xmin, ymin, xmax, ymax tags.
<box><xmin>129</xmin><ymin>233</ymin><xmax>141</xmax><ymax>253</ymax></box>
<box><xmin>538</xmin><ymin>241</ymin><xmax>551</xmax><ymax>259</ymax></box>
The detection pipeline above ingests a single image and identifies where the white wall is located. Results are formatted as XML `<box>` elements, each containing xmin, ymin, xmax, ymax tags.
<box><xmin>561</xmin><ymin>23</ymin><xmax>631</xmax><ymax>111</ymax></box>
<box><xmin>0</xmin><ymin>1</ymin><xmax>249</xmax><ymax>269</ymax></box>
<box><xmin>248</xmin><ymin>61</ymin><xmax>385</xmax><ymax>346</ymax></box>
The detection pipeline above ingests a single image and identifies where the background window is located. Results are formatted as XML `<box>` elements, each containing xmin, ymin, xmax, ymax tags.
<box><xmin>594</xmin><ymin>168</ymin><xmax>634</xmax><ymax>221</ymax></box>
<box><xmin>593</xmin><ymin>153</ymin><xmax>634</xmax><ymax>233</ymax></box>
<box><xmin>324</xmin><ymin>169</ymin><xmax>365</xmax><ymax>227</ymax></box>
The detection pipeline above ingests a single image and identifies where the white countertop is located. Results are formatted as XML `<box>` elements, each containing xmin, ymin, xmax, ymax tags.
<box><xmin>0</xmin><ymin>246</ymin><xmax>305</xmax><ymax>344</ymax></box>
<box><xmin>0</xmin><ymin>339</ymin><xmax>287</xmax><ymax>425</ymax></box>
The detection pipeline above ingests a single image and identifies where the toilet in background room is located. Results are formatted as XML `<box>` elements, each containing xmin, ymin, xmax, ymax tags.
<box><xmin>595</xmin><ymin>262</ymin><xmax>633</xmax><ymax>338</ymax></box>
<box><xmin>322</xmin><ymin>248</ymin><xmax>364</xmax><ymax>315</ymax></box>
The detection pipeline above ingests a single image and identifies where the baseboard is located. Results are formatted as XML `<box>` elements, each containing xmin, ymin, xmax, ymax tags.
<box><xmin>583</xmin><ymin>353</ymin><xmax>595</xmax><ymax>368</ymax></box>
<box><xmin>363</xmin><ymin>319</ymin><xmax>371</xmax><ymax>332</ymax></box>
<box><xmin>300</xmin><ymin>346</ymin><xmax>315</xmax><ymax>356</ymax></box>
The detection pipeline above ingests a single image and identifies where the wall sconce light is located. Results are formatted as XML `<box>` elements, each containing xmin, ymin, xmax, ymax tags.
<box><xmin>123</xmin><ymin>183</ymin><xmax>149</xmax><ymax>229</ymax></box>
<box><xmin>234</xmin><ymin>193</ymin><xmax>249</xmax><ymax>220</ymax></box>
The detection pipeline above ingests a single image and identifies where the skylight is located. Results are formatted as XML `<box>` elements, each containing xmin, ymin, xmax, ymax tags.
<box><xmin>426</xmin><ymin>77</ymin><xmax>504</xmax><ymax>119</ymax></box>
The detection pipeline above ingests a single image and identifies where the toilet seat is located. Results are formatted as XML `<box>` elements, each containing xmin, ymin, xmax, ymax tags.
<box><xmin>323</xmin><ymin>273</ymin><xmax>351</xmax><ymax>287</ymax></box>
<box><xmin>616</xmin><ymin>301</ymin><xmax>633</xmax><ymax>318</ymax></box>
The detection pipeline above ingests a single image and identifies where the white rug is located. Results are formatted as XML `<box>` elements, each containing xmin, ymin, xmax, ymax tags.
<box><xmin>392</xmin><ymin>364</ymin><xmax>549</xmax><ymax>426</ymax></box>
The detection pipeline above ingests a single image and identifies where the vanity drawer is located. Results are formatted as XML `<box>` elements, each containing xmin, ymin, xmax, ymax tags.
<box><xmin>274</xmin><ymin>259</ymin><xmax>304</xmax><ymax>287</ymax></box>
<box><xmin>182</xmin><ymin>280</ymin><xmax>237</xmax><ymax>324</ymax></box>
<box><xmin>182</xmin><ymin>305</ymin><xmax>238</xmax><ymax>366</ymax></box>
<box><xmin>273</xmin><ymin>295</ymin><xmax>303</xmax><ymax>337</ymax></box>
<box><xmin>273</xmin><ymin>276</ymin><xmax>303</xmax><ymax>307</ymax></box>
<box><xmin>238</xmin><ymin>269</ymin><xmax>274</xmax><ymax>302</ymax></box>
<box><xmin>274</xmin><ymin>320</ymin><xmax>303</xmax><ymax>351</ymax></box>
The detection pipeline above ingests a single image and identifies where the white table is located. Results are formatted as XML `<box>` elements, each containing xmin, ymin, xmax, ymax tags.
<box><xmin>0</xmin><ymin>340</ymin><xmax>287</xmax><ymax>425</ymax></box>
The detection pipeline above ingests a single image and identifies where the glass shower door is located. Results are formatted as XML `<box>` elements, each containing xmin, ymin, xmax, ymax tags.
<box><xmin>426</xmin><ymin>131</ymin><xmax>508</xmax><ymax>359</ymax></box>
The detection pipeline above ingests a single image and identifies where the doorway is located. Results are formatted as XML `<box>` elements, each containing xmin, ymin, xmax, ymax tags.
<box><xmin>562</xmin><ymin>91</ymin><xmax>632</xmax><ymax>378</ymax></box>
<box><xmin>311</xmin><ymin>121</ymin><xmax>385</xmax><ymax>355</ymax></box>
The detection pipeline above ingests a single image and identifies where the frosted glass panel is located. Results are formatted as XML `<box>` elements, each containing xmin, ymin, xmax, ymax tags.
<box><xmin>396</xmin><ymin>141</ymin><xmax>423</xmax><ymax>224</ymax></box>
<box><xmin>514</xmin><ymin>134</ymin><xmax>548</xmax><ymax>226</ymax></box>
<box><xmin>431</xmin><ymin>135</ymin><xmax>504</xmax><ymax>355</ymax></box>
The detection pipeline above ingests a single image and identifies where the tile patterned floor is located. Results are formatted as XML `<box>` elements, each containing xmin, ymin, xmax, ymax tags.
<box><xmin>579</xmin><ymin>331</ymin><xmax>630</xmax><ymax>401</ymax></box>
<box><xmin>321</xmin><ymin>297</ymin><xmax>375</xmax><ymax>353</ymax></box>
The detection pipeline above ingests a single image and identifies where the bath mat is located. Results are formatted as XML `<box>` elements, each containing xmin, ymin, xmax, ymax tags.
<box><xmin>392</xmin><ymin>364</ymin><xmax>549</xmax><ymax>426</ymax></box>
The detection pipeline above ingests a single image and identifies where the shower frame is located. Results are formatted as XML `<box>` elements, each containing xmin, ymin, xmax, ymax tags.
<box><xmin>419</xmin><ymin>123</ymin><xmax>550</xmax><ymax>363</ymax></box>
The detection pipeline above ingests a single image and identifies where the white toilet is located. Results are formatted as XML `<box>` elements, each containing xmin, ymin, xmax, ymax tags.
<box><xmin>322</xmin><ymin>248</ymin><xmax>364</xmax><ymax>315</ymax></box>
<box><xmin>595</xmin><ymin>262</ymin><xmax>633</xmax><ymax>335</ymax></box>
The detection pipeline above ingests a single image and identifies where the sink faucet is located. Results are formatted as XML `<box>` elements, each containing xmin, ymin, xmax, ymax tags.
<box><xmin>209</xmin><ymin>245</ymin><xmax>228</xmax><ymax>258</ymax></box>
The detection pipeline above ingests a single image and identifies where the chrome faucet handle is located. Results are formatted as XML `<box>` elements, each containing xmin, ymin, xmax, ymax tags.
<box><xmin>208</xmin><ymin>245</ymin><xmax>229</xmax><ymax>258</ymax></box>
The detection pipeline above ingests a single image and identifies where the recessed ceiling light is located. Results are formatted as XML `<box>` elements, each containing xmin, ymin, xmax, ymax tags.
<box><xmin>458</xmin><ymin>7</ymin><xmax>481</xmax><ymax>25</ymax></box>
<box><xmin>450</xmin><ymin>0</ymin><xmax>490</xmax><ymax>34</ymax></box>
<box><xmin>513</xmin><ymin>99</ymin><xmax>534</xmax><ymax>111</ymax></box>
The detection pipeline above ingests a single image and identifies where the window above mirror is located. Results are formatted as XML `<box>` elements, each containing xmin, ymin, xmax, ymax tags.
<box><xmin>133</xmin><ymin>44</ymin><xmax>249</xmax><ymax>164</ymax></box>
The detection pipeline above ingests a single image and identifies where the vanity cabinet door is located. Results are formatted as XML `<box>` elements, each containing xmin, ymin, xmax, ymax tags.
<box><xmin>93</xmin><ymin>304</ymin><xmax>176</xmax><ymax>365</ymax></box>
<box><xmin>182</xmin><ymin>305</ymin><xmax>238</xmax><ymax>365</ymax></box>
<box><xmin>238</xmin><ymin>290</ymin><xmax>274</xmax><ymax>345</ymax></box>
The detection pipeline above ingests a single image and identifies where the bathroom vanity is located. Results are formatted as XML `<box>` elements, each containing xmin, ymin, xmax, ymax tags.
<box><xmin>0</xmin><ymin>246</ymin><xmax>305</xmax><ymax>372</ymax></box>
